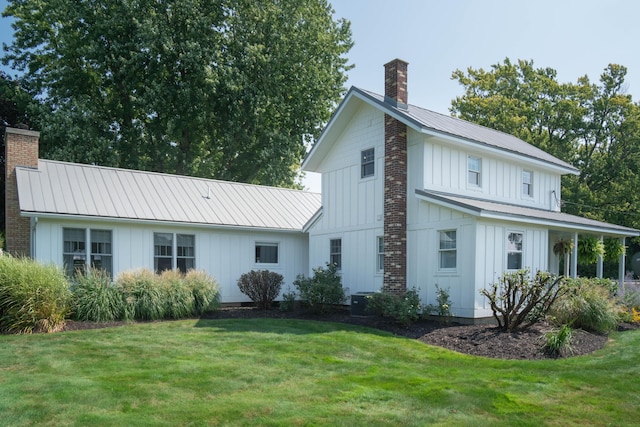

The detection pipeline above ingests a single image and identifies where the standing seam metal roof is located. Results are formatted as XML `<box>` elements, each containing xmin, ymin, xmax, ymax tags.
<box><xmin>16</xmin><ymin>160</ymin><xmax>321</xmax><ymax>231</ymax></box>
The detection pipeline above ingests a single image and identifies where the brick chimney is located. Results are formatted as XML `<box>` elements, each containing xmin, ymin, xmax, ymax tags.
<box><xmin>4</xmin><ymin>127</ymin><xmax>39</xmax><ymax>256</ymax></box>
<box><xmin>383</xmin><ymin>59</ymin><xmax>408</xmax><ymax>295</ymax></box>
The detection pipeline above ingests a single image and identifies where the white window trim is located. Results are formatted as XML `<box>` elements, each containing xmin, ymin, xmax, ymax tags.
<box><xmin>254</xmin><ymin>241</ymin><xmax>280</xmax><ymax>266</ymax></box>
<box><xmin>467</xmin><ymin>155</ymin><xmax>482</xmax><ymax>188</ymax></box>
<box><xmin>376</xmin><ymin>236</ymin><xmax>384</xmax><ymax>273</ymax></box>
<box><xmin>361</xmin><ymin>147</ymin><xmax>375</xmax><ymax>180</ymax></box>
<box><xmin>153</xmin><ymin>232</ymin><xmax>197</xmax><ymax>273</ymax></box>
<box><xmin>522</xmin><ymin>169</ymin><xmax>534</xmax><ymax>198</ymax></box>
<box><xmin>506</xmin><ymin>231</ymin><xmax>524</xmax><ymax>271</ymax></box>
<box><xmin>62</xmin><ymin>227</ymin><xmax>114</xmax><ymax>277</ymax></box>
<box><xmin>438</xmin><ymin>229</ymin><xmax>457</xmax><ymax>272</ymax></box>
<box><xmin>329</xmin><ymin>238</ymin><xmax>342</xmax><ymax>270</ymax></box>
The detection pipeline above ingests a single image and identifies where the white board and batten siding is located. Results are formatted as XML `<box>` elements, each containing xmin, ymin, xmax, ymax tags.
<box><xmin>307</xmin><ymin>103</ymin><xmax>385</xmax><ymax>295</ymax></box>
<box><xmin>32</xmin><ymin>219</ymin><xmax>310</xmax><ymax>304</ymax></box>
<box><xmin>422</xmin><ymin>136</ymin><xmax>562</xmax><ymax>211</ymax></box>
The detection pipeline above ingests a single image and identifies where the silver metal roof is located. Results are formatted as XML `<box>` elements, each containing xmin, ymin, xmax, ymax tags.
<box><xmin>16</xmin><ymin>160</ymin><xmax>321</xmax><ymax>231</ymax></box>
<box><xmin>416</xmin><ymin>189</ymin><xmax>639</xmax><ymax>237</ymax></box>
<box><xmin>354</xmin><ymin>88</ymin><xmax>578</xmax><ymax>173</ymax></box>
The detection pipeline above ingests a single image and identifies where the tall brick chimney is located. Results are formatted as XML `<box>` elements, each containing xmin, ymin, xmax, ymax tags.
<box><xmin>383</xmin><ymin>59</ymin><xmax>408</xmax><ymax>295</ymax></box>
<box><xmin>4</xmin><ymin>127</ymin><xmax>39</xmax><ymax>256</ymax></box>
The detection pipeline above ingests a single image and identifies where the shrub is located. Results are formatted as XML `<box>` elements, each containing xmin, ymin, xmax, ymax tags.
<box><xmin>366</xmin><ymin>287</ymin><xmax>422</xmax><ymax>326</ymax></box>
<box><xmin>426</xmin><ymin>285</ymin><xmax>454</xmax><ymax>323</ymax></box>
<box><xmin>550</xmin><ymin>277</ymin><xmax>619</xmax><ymax>334</ymax></box>
<box><xmin>0</xmin><ymin>256</ymin><xmax>71</xmax><ymax>333</ymax></box>
<box><xmin>480</xmin><ymin>269</ymin><xmax>567</xmax><ymax>332</ymax></box>
<box><xmin>279</xmin><ymin>288</ymin><xmax>297</xmax><ymax>312</ymax></box>
<box><xmin>159</xmin><ymin>269</ymin><xmax>195</xmax><ymax>319</ymax></box>
<box><xmin>116</xmin><ymin>269</ymin><xmax>164</xmax><ymax>321</ymax></box>
<box><xmin>293</xmin><ymin>263</ymin><xmax>346</xmax><ymax>314</ymax></box>
<box><xmin>237</xmin><ymin>270</ymin><xmax>284</xmax><ymax>310</ymax></box>
<box><xmin>72</xmin><ymin>269</ymin><xmax>124</xmax><ymax>322</ymax></box>
<box><xmin>184</xmin><ymin>270</ymin><xmax>220</xmax><ymax>315</ymax></box>
<box><xmin>543</xmin><ymin>324</ymin><xmax>574</xmax><ymax>357</ymax></box>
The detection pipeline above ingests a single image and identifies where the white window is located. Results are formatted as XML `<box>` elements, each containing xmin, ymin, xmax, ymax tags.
<box><xmin>377</xmin><ymin>236</ymin><xmax>384</xmax><ymax>272</ymax></box>
<box><xmin>361</xmin><ymin>148</ymin><xmax>375</xmax><ymax>178</ymax></box>
<box><xmin>507</xmin><ymin>232</ymin><xmax>523</xmax><ymax>270</ymax></box>
<box><xmin>522</xmin><ymin>170</ymin><xmax>533</xmax><ymax>196</ymax></box>
<box><xmin>154</xmin><ymin>232</ymin><xmax>195</xmax><ymax>273</ymax></box>
<box><xmin>468</xmin><ymin>156</ymin><xmax>482</xmax><ymax>186</ymax></box>
<box><xmin>438</xmin><ymin>230</ymin><xmax>457</xmax><ymax>270</ymax></box>
<box><xmin>330</xmin><ymin>238</ymin><xmax>342</xmax><ymax>269</ymax></box>
<box><xmin>255</xmin><ymin>243</ymin><xmax>278</xmax><ymax>264</ymax></box>
<box><xmin>63</xmin><ymin>228</ymin><xmax>113</xmax><ymax>277</ymax></box>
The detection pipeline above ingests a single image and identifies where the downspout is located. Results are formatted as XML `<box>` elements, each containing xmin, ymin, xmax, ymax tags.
<box><xmin>30</xmin><ymin>216</ymin><xmax>38</xmax><ymax>259</ymax></box>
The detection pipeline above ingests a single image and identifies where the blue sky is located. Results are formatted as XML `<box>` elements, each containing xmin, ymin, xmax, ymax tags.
<box><xmin>2</xmin><ymin>0</ymin><xmax>640</xmax><ymax>191</ymax></box>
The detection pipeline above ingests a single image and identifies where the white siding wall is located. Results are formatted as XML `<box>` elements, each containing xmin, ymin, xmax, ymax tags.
<box><xmin>308</xmin><ymin>103</ymin><xmax>385</xmax><ymax>295</ymax></box>
<box><xmin>34</xmin><ymin>218</ymin><xmax>309</xmax><ymax>303</ymax></box>
<box><xmin>422</xmin><ymin>136</ymin><xmax>562</xmax><ymax>211</ymax></box>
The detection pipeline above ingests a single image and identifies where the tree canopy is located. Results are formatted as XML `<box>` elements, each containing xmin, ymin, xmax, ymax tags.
<box><xmin>2</xmin><ymin>0</ymin><xmax>353</xmax><ymax>187</ymax></box>
<box><xmin>451</xmin><ymin>58</ymin><xmax>640</xmax><ymax>230</ymax></box>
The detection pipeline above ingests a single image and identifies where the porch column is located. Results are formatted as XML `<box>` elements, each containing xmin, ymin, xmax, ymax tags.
<box><xmin>571</xmin><ymin>233</ymin><xmax>578</xmax><ymax>278</ymax></box>
<box><xmin>619</xmin><ymin>237</ymin><xmax>626</xmax><ymax>293</ymax></box>
<box><xmin>596</xmin><ymin>235</ymin><xmax>604</xmax><ymax>279</ymax></box>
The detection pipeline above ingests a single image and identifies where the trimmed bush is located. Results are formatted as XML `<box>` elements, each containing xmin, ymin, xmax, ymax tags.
<box><xmin>293</xmin><ymin>263</ymin><xmax>346</xmax><ymax>313</ymax></box>
<box><xmin>366</xmin><ymin>287</ymin><xmax>422</xmax><ymax>326</ymax></box>
<box><xmin>116</xmin><ymin>269</ymin><xmax>164</xmax><ymax>321</ymax></box>
<box><xmin>237</xmin><ymin>270</ymin><xmax>284</xmax><ymax>310</ymax></box>
<box><xmin>184</xmin><ymin>270</ymin><xmax>220</xmax><ymax>315</ymax></box>
<box><xmin>481</xmin><ymin>269</ymin><xmax>567</xmax><ymax>332</ymax></box>
<box><xmin>72</xmin><ymin>269</ymin><xmax>124</xmax><ymax>322</ymax></box>
<box><xmin>0</xmin><ymin>256</ymin><xmax>71</xmax><ymax>334</ymax></box>
<box><xmin>550</xmin><ymin>277</ymin><xmax>619</xmax><ymax>334</ymax></box>
<box><xmin>160</xmin><ymin>269</ymin><xmax>196</xmax><ymax>319</ymax></box>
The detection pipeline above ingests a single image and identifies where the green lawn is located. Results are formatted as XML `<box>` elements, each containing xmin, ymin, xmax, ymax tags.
<box><xmin>1</xmin><ymin>318</ymin><xmax>638</xmax><ymax>426</ymax></box>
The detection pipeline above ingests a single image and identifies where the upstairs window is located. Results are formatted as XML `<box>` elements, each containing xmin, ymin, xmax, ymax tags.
<box><xmin>468</xmin><ymin>156</ymin><xmax>482</xmax><ymax>186</ymax></box>
<box><xmin>330</xmin><ymin>238</ymin><xmax>342</xmax><ymax>269</ymax></box>
<box><xmin>255</xmin><ymin>243</ymin><xmax>279</xmax><ymax>264</ymax></box>
<box><xmin>361</xmin><ymin>148</ymin><xmax>375</xmax><ymax>178</ymax></box>
<box><xmin>522</xmin><ymin>170</ymin><xmax>533</xmax><ymax>197</ymax></box>
<box><xmin>507</xmin><ymin>232</ymin><xmax>523</xmax><ymax>270</ymax></box>
<box><xmin>377</xmin><ymin>236</ymin><xmax>384</xmax><ymax>272</ymax></box>
<box><xmin>438</xmin><ymin>230</ymin><xmax>457</xmax><ymax>270</ymax></box>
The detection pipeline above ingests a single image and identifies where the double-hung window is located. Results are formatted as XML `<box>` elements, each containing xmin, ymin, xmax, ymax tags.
<box><xmin>255</xmin><ymin>243</ymin><xmax>278</xmax><ymax>264</ymax></box>
<box><xmin>330</xmin><ymin>238</ymin><xmax>342</xmax><ymax>269</ymax></box>
<box><xmin>377</xmin><ymin>236</ymin><xmax>384</xmax><ymax>272</ymax></box>
<box><xmin>154</xmin><ymin>232</ymin><xmax>195</xmax><ymax>273</ymax></box>
<box><xmin>361</xmin><ymin>148</ymin><xmax>375</xmax><ymax>178</ymax></box>
<box><xmin>438</xmin><ymin>230</ymin><xmax>457</xmax><ymax>270</ymax></box>
<box><xmin>468</xmin><ymin>156</ymin><xmax>482</xmax><ymax>187</ymax></box>
<box><xmin>63</xmin><ymin>228</ymin><xmax>112</xmax><ymax>277</ymax></box>
<box><xmin>507</xmin><ymin>232</ymin><xmax>523</xmax><ymax>270</ymax></box>
<box><xmin>522</xmin><ymin>170</ymin><xmax>533</xmax><ymax>197</ymax></box>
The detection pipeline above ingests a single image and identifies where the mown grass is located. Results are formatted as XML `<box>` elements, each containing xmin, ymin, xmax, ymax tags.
<box><xmin>1</xmin><ymin>318</ymin><xmax>639</xmax><ymax>426</ymax></box>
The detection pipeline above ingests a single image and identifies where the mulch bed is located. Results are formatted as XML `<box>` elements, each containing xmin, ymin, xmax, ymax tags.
<box><xmin>63</xmin><ymin>306</ymin><xmax>639</xmax><ymax>360</ymax></box>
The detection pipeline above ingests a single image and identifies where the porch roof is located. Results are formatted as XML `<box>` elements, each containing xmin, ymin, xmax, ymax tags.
<box><xmin>415</xmin><ymin>190</ymin><xmax>640</xmax><ymax>237</ymax></box>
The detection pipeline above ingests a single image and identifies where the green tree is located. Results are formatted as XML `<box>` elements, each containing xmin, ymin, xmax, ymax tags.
<box><xmin>2</xmin><ymin>0</ymin><xmax>352</xmax><ymax>187</ymax></box>
<box><xmin>451</xmin><ymin>59</ymin><xmax>640</xmax><ymax>230</ymax></box>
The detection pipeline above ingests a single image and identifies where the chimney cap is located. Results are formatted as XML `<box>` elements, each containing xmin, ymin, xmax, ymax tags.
<box><xmin>384</xmin><ymin>58</ymin><xmax>409</xmax><ymax>68</ymax></box>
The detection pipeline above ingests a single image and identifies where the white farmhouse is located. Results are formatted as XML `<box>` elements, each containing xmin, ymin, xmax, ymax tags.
<box><xmin>4</xmin><ymin>59</ymin><xmax>638</xmax><ymax>320</ymax></box>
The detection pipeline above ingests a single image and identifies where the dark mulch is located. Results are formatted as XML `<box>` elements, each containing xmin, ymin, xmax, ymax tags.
<box><xmin>63</xmin><ymin>306</ymin><xmax>638</xmax><ymax>360</ymax></box>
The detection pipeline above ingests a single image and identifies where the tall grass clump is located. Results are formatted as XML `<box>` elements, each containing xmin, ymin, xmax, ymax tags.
<box><xmin>184</xmin><ymin>269</ymin><xmax>220</xmax><ymax>315</ymax></box>
<box><xmin>0</xmin><ymin>256</ymin><xmax>71</xmax><ymax>333</ymax></box>
<box><xmin>159</xmin><ymin>269</ymin><xmax>195</xmax><ymax>319</ymax></box>
<box><xmin>550</xmin><ymin>278</ymin><xmax>619</xmax><ymax>334</ymax></box>
<box><xmin>72</xmin><ymin>269</ymin><xmax>123</xmax><ymax>322</ymax></box>
<box><xmin>116</xmin><ymin>269</ymin><xmax>164</xmax><ymax>321</ymax></box>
